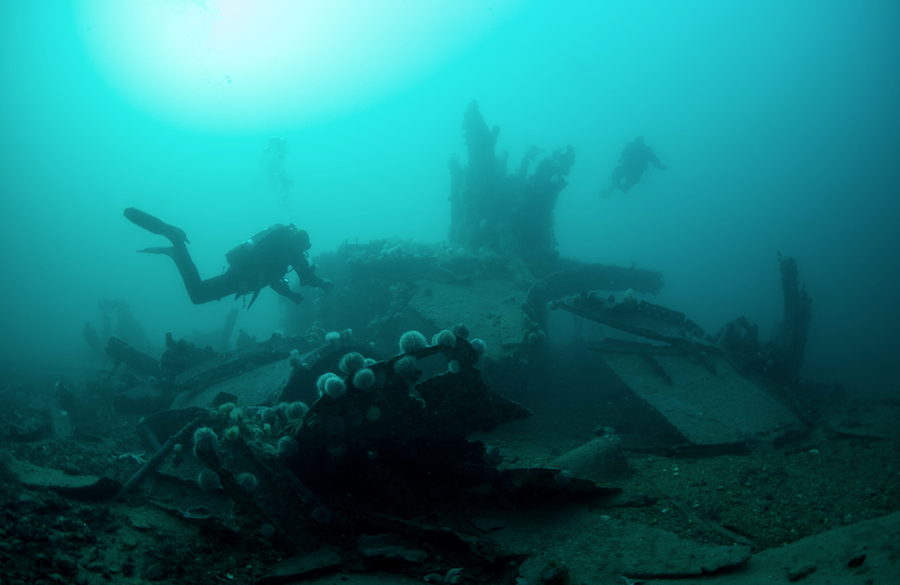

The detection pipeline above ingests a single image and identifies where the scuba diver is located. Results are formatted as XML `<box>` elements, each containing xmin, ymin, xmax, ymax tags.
<box><xmin>600</xmin><ymin>136</ymin><xmax>667</xmax><ymax>198</ymax></box>
<box><xmin>262</xmin><ymin>137</ymin><xmax>293</xmax><ymax>193</ymax></box>
<box><xmin>123</xmin><ymin>208</ymin><xmax>333</xmax><ymax>309</ymax></box>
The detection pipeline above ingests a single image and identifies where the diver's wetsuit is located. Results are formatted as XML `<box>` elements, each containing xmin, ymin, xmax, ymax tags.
<box><xmin>124</xmin><ymin>208</ymin><xmax>328</xmax><ymax>308</ymax></box>
<box><xmin>609</xmin><ymin>137</ymin><xmax>666</xmax><ymax>194</ymax></box>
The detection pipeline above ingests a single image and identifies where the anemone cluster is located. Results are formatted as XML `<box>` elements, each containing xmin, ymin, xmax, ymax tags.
<box><xmin>186</xmin><ymin>326</ymin><xmax>489</xmax><ymax>516</ymax></box>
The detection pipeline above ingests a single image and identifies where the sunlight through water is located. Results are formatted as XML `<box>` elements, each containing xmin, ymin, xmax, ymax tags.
<box><xmin>76</xmin><ymin>0</ymin><xmax>520</xmax><ymax>132</ymax></box>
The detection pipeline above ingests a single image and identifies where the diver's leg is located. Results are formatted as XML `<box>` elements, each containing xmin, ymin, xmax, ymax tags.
<box><xmin>167</xmin><ymin>242</ymin><xmax>239</xmax><ymax>304</ymax></box>
<box><xmin>182</xmin><ymin>273</ymin><xmax>239</xmax><ymax>304</ymax></box>
<box><xmin>609</xmin><ymin>166</ymin><xmax>624</xmax><ymax>184</ymax></box>
<box><xmin>605</xmin><ymin>166</ymin><xmax>625</xmax><ymax>194</ymax></box>
<box><xmin>167</xmin><ymin>241</ymin><xmax>203</xmax><ymax>301</ymax></box>
<box><xmin>124</xmin><ymin>208</ymin><xmax>190</xmax><ymax>244</ymax></box>
<box><xmin>620</xmin><ymin>175</ymin><xmax>640</xmax><ymax>194</ymax></box>
<box><xmin>136</xmin><ymin>240</ymin><xmax>238</xmax><ymax>304</ymax></box>
<box><xmin>142</xmin><ymin>241</ymin><xmax>217</xmax><ymax>304</ymax></box>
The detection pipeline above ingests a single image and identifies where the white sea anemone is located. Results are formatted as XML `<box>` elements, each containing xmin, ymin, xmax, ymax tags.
<box><xmin>277</xmin><ymin>435</ymin><xmax>299</xmax><ymax>458</ymax></box>
<box><xmin>451</xmin><ymin>323</ymin><xmax>470</xmax><ymax>339</ymax></box>
<box><xmin>339</xmin><ymin>352</ymin><xmax>366</xmax><ymax>375</ymax></box>
<box><xmin>258</xmin><ymin>407</ymin><xmax>276</xmax><ymax>426</ymax></box>
<box><xmin>197</xmin><ymin>469</ymin><xmax>221</xmax><ymax>491</ymax></box>
<box><xmin>353</xmin><ymin>368</ymin><xmax>376</xmax><ymax>390</ymax></box>
<box><xmin>393</xmin><ymin>355</ymin><xmax>418</xmax><ymax>378</ymax></box>
<box><xmin>364</xmin><ymin>406</ymin><xmax>381</xmax><ymax>422</ymax></box>
<box><xmin>324</xmin><ymin>376</ymin><xmax>347</xmax><ymax>398</ymax></box>
<box><xmin>236</xmin><ymin>472</ymin><xmax>258</xmax><ymax>493</ymax></box>
<box><xmin>399</xmin><ymin>330</ymin><xmax>427</xmax><ymax>354</ymax></box>
<box><xmin>192</xmin><ymin>427</ymin><xmax>218</xmax><ymax>456</ymax></box>
<box><xmin>433</xmin><ymin>329</ymin><xmax>456</xmax><ymax>348</ymax></box>
<box><xmin>316</xmin><ymin>372</ymin><xmax>339</xmax><ymax>396</ymax></box>
<box><xmin>286</xmin><ymin>401</ymin><xmax>308</xmax><ymax>420</ymax></box>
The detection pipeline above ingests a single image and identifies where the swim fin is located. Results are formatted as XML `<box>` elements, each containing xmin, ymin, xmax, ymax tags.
<box><xmin>124</xmin><ymin>207</ymin><xmax>190</xmax><ymax>244</ymax></box>
<box><xmin>136</xmin><ymin>246</ymin><xmax>175</xmax><ymax>257</ymax></box>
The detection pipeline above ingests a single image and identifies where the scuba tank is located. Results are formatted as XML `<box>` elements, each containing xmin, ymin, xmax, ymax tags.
<box><xmin>225</xmin><ymin>223</ymin><xmax>297</xmax><ymax>269</ymax></box>
<box><xmin>225</xmin><ymin>223</ymin><xmax>302</xmax><ymax>308</ymax></box>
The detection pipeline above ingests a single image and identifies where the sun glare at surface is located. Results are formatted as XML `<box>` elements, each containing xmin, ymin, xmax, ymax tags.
<box><xmin>76</xmin><ymin>0</ymin><xmax>520</xmax><ymax>132</ymax></box>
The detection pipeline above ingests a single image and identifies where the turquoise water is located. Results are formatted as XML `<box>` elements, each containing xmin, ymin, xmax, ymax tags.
<box><xmin>1</xmin><ymin>1</ymin><xmax>897</xmax><ymax>383</ymax></box>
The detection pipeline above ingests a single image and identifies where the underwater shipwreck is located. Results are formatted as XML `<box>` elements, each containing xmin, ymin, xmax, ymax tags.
<box><xmin>3</xmin><ymin>103</ymin><xmax>898</xmax><ymax>585</ymax></box>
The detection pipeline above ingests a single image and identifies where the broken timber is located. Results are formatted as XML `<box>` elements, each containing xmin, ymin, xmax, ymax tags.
<box><xmin>551</xmin><ymin>293</ymin><xmax>706</xmax><ymax>348</ymax></box>
<box><xmin>552</xmin><ymin>294</ymin><xmax>802</xmax><ymax>450</ymax></box>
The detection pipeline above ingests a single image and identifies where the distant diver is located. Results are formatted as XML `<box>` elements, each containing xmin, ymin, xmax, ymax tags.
<box><xmin>263</xmin><ymin>137</ymin><xmax>294</xmax><ymax>193</ymax></box>
<box><xmin>123</xmin><ymin>208</ymin><xmax>333</xmax><ymax>309</ymax></box>
<box><xmin>600</xmin><ymin>136</ymin><xmax>667</xmax><ymax>198</ymax></box>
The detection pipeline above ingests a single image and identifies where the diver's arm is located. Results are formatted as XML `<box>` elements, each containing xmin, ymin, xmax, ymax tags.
<box><xmin>295</xmin><ymin>263</ymin><xmax>334</xmax><ymax>293</ymax></box>
<box><xmin>270</xmin><ymin>278</ymin><xmax>304</xmax><ymax>304</ymax></box>
<box><xmin>649</xmin><ymin>149</ymin><xmax>667</xmax><ymax>170</ymax></box>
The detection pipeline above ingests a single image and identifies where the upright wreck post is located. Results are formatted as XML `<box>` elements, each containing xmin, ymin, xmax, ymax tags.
<box><xmin>448</xmin><ymin>100</ymin><xmax>575</xmax><ymax>265</ymax></box>
<box><xmin>449</xmin><ymin>100</ymin><xmax>500</xmax><ymax>250</ymax></box>
<box><xmin>774</xmin><ymin>252</ymin><xmax>812</xmax><ymax>384</ymax></box>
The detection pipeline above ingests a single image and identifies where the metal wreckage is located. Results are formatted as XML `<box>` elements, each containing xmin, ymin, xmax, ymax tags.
<box><xmin>68</xmin><ymin>246</ymin><xmax>811</xmax><ymax>583</ymax></box>
<box><xmin>13</xmin><ymin>103</ymin><xmax>823</xmax><ymax>583</ymax></box>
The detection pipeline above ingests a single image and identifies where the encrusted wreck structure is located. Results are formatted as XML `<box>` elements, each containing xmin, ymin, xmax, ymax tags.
<box><xmin>448</xmin><ymin>100</ymin><xmax>576</xmax><ymax>265</ymax></box>
<box><xmin>9</xmin><ymin>101</ymin><xmax>835</xmax><ymax>584</ymax></box>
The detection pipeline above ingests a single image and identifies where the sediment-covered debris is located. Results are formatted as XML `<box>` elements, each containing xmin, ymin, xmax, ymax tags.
<box><xmin>548</xmin><ymin>260</ymin><xmax>812</xmax><ymax>452</ymax></box>
<box><xmin>119</xmin><ymin>327</ymin><xmax>630</xmax><ymax>582</ymax></box>
<box><xmin>105</xmin><ymin>335</ymin><xmax>162</xmax><ymax>379</ymax></box>
<box><xmin>552</xmin><ymin>292</ymin><xmax>705</xmax><ymax>348</ymax></box>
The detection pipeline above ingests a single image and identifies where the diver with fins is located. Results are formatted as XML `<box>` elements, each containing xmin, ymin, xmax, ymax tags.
<box><xmin>123</xmin><ymin>207</ymin><xmax>333</xmax><ymax>308</ymax></box>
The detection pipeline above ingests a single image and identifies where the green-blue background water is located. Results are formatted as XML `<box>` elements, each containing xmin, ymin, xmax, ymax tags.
<box><xmin>2</xmin><ymin>1</ymin><xmax>898</xmax><ymax>386</ymax></box>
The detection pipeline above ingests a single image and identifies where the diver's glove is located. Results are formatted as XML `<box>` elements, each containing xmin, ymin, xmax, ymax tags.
<box><xmin>320</xmin><ymin>280</ymin><xmax>335</xmax><ymax>294</ymax></box>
